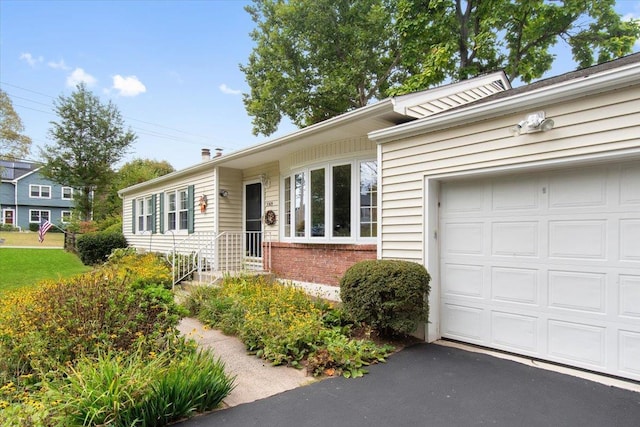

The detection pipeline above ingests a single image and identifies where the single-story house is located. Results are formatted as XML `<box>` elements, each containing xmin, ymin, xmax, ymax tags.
<box><xmin>119</xmin><ymin>53</ymin><xmax>640</xmax><ymax>381</ymax></box>
<box><xmin>1</xmin><ymin>159</ymin><xmax>75</xmax><ymax>230</ymax></box>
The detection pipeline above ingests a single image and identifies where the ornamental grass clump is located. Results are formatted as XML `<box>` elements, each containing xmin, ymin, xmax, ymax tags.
<box><xmin>50</xmin><ymin>347</ymin><xmax>234</xmax><ymax>427</ymax></box>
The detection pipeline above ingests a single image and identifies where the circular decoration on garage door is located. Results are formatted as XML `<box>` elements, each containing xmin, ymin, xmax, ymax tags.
<box><xmin>264</xmin><ymin>209</ymin><xmax>277</xmax><ymax>225</ymax></box>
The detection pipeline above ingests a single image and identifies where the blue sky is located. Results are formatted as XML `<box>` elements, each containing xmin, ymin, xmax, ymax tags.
<box><xmin>1</xmin><ymin>0</ymin><xmax>639</xmax><ymax>171</ymax></box>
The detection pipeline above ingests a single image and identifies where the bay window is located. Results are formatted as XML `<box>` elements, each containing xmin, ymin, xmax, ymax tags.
<box><xmin>282</xmin><ymin>159</ymin><xmax>377</xmax><ymax>242</ymax></box>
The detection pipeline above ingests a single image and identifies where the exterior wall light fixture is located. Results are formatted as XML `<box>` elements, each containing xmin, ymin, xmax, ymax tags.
<box><xmin>510</xmin><ymin>111</ymin><xmax>554</xmax><ymax>136</ymax></box>
<box><xmin>219</xmin><ymin>189</ymin><xmax>229</xmax><ymax>198</ymax></box>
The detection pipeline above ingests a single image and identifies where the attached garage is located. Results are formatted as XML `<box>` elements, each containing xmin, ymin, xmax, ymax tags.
<box><xmin>371</xmin><ymin>53</ymin><xmax>640</xmax><ymax>381</ymax></box>
<box><xmin>438</xmin><ymin>163</ymin><xmax>640</xmax><ymax>380</ymax></box>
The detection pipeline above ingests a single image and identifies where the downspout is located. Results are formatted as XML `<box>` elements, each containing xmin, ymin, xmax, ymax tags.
<box><xmin>13</xmin><ymin>180</ymin><xmax>18</xmax><ymax>230</ymax></box>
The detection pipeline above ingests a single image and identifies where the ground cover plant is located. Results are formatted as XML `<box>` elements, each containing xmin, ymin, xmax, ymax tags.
<box><xmin>184</xmin><ymin>275</ymin><xmax>394</xmax><ymax>378</ymax></box>
<box><xmin>0</xmin><ymin>248</ymin><xmax>91</xmax><ymax>294</ymax></box>
<box><xmin>0</xmin><ymin>251</ymin><xmax>234</xmax><ymax>426</ymax></box>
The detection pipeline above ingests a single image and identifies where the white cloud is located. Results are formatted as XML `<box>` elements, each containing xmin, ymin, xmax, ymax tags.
<box><xmin>66</xmin><ymin>68</ymin><xmax>97</xmax><ymax>87</ymax></box>
<box><xmin>111</xmin><ymin>75</ymin><xmax>147</xmax><ymax>97</ymax></box>
<box><xmin>19</xmin><ymin>52</ymin><xmax>43</xmax><ymax>67</ymax></box>
<box><xmin>219</xmin><ymin>84</ymin><xmax>242</xmax><ymax>95</ymax></box>
<box><xmin>48</xmin><ymin>59</ymin><xmax>70</xmax><ymax>70</ymax></box>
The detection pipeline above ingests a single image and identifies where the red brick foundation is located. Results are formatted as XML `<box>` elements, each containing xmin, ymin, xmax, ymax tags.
<box><xmin>264</xmin><ymin>242</ymin><xmax>377</xmax><ymax>286</ymax></box>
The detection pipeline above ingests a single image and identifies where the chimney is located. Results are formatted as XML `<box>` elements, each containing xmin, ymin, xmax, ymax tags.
<box><xmin>201</xmin><ymin>148</ymin><xmax>211</xmax><ymax>161</ymax></box>
<box><xmin>215</xmin><ymin>148</ymin><xmax>223</xmax><ymax>158</ymax></box>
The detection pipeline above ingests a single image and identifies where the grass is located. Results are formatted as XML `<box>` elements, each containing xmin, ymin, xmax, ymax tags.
<box><xmin>0</xmin><ymin>248</ymin><xmax>91</xmax><ymax>294</ymax></box>
<box><xmin>0</xmin><ymin>231</ymin><xmax>65</xmax><ymax>248</ymax></box>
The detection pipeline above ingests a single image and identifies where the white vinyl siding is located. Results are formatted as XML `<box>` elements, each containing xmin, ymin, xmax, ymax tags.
<box><xmin>378</xmin><ymin>85</ymin><xmax>640</xmax><ymax>263</ymax></box>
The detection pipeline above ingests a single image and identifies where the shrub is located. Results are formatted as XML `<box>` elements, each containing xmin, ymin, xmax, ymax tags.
<box><xmin>76</xmin><ymin>231</ymin><xmax>128</xmax><ymax>265</ymax></box>
<box><xmin>340</xmin><ymin>260</ymin><xmax>431</xmax><ymax>336</ymax></box>
<box><xmin>0</xmin><ymin>223</ymin><xmax>18</xmax><ymax>232</ymax></box>
<box><xmin>0</xmin><ymin>267</ymin><xmax>183</xmax><ymax>382</ymax></box>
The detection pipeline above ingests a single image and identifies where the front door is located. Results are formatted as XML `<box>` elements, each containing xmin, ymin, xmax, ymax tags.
<box><xmin>245</xmin><ymin>182</ymin><xmax>262</xmax><ymax>259</ymax></box>
<box><xmin>3</xmin><ymin>209</ymin><xmax>15</xmax><ymax>226</ymax></box>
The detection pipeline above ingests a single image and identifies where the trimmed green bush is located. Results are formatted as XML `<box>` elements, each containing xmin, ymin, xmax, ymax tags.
<box><xmin>76</xmin><ymin>231</ymin><xmax>128</xmax><ymax>265</ymax></box>
<box><xmin>340</xmin><ymin>260</ymin><xmax>431</xmax><ymax>336</ymax></box>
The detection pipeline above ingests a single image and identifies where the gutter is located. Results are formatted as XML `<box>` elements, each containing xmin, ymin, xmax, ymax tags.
<box><xmin>369</xmin><ymin>60</ymin><xmax>640</xmax><ymax>144</ymax></box>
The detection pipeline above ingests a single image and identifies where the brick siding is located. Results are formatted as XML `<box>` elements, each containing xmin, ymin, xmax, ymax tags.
<box><xmin>265</xmin><ymin>242</ymin><xmax>377</xmax><ymax>286</ymax></box>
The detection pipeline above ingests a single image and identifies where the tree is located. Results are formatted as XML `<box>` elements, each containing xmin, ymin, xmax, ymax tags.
<box><xmin>0</xmin><ymin>89</ymin><xmax>32</xmax><ymax>160</ymax></box>
<box><xmin>242</xmin><ymin>0</ymin><xmax>640</xmax><ymax>135</ymax></box>
<box><xmin>395</xmin><ymin>0</ymin><xmax>640</xmax><ymax>92</ymax></box>
<box><xmin>93</xmin><ymin>158</ymin><xmax>175</xmax><ymax>221</ymax></box>
<box><xmin>241</xmin><ymin>0</ymin><xmax>401</xmax><ymax>136</ymax></box>
<box><xmin>41</xmin><ymin>83</ymin><xmax>136</xmax><ymax>221</ymax></box>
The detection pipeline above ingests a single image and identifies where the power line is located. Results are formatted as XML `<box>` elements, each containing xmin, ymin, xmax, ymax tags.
<box><xmin>2</xmin><ymin>80</ymin><xmax>239</xmax><ymax>151</ymax></box>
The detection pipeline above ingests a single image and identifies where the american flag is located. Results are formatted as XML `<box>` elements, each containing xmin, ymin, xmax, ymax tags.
<box><xmin>38</xmin><ymin>219</ymin><xmax>53</xmax><ymax>243</ymax></box>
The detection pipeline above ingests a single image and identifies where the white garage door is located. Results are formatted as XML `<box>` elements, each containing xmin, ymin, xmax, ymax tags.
<box><xmin>439</xmin><ymin>162</ymin><xmax>640</xmax><ymax>381</ymax></box>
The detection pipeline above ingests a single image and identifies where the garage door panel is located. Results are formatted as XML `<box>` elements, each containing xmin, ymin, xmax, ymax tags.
<box><xmin>491</xmin><ymin>267</ymin><xmax>539</xmax><ymax>305</ymax></box>
<box><xmin>620</xmin><ymin>166</ymin><xmax>640</xmax><ymax>205</ymax></box>
<box><xmin>620</xmin><ymin>275</ymin><xmax>640</xmax><ymax>318</ymax></box>
<box><xmin>547</xmin><ymin>270</ymin><xmax>606</xmax><ymax>313</ymax></box>
<box><xmin>548</xmin><ymin>170</ymin><xmax>607</xmax><ymax>208</ymax></box>
<box><xmin>441</xmin><ymin>181</ymin><xmax>484</xmax><ymax>213</ymax></box>
<box><xmin>443</xmin><ymin>222</ymin><xmax>484</xmax><ymax>255</ymax></box>
<box><xmin>492</xmin><ymin>221</ymin><xmax>539</xmax><ymax>257</ymax></box>
<box><xmin>443</xmin><ymin>264</ymin><xmax>484</xmax><ymax>297</ymax></box>
<box><xmin>619</xmin><ymin>330</ymin><xmax>640</xmax><ymax>375</ymax></box>
<box><xmin>619</xmin><ymin>219</ymin><xmax>640</xmax><ymax>261</ymax></box>
<box><xmin>439</xmin><ymin>162</ymin><xmax>640</xmax><ymax>381</ymax></box>
<box><xmin>548</xmin><ymin>320</ymin><xmax>606</xmax><ymax>366</ymax></box>
<box><xmin>548</xmin><ymin>220</ymin><xmax>607</xmax><ymax>259</ymax></box>
<box><xmin>492</xmin><ymin>177</ymin><xmax>539</xmax><ymax>211</ymax></box>
<box><xmin>442</xmin><ymin>304</ymin><xmax>484</xmax><ymax>341</ymax></box>
<box><xmin>491</xmin><ymin>311</ymin><xmax>538</xmax><ymax>352</ymax></box>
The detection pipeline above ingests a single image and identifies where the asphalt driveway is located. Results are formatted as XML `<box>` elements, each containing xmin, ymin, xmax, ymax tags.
<box><xmin>178</xmin><ymin>343</ymin><xmax>640</xmax><ymax>427</ymax></box>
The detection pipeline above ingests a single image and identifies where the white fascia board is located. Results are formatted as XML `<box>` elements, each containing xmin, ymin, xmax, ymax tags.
<box><xmin>370</xmin><ymin>62</ymin><xmax>640</xmax><ymax>144</ymax></box>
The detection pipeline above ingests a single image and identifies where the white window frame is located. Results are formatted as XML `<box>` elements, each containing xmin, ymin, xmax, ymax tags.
<box><xmin>165</xmin><ymin>188</ymin><xmax>189</xmax><ymax>232</ymax></box>
<box><xmin>281</xmin><ymin>158</ymin><xmax>377</xmax><ymax>243</ymax></box>
<box><xmin>61</xmin><ymin>187</ymin><xmax>74</xmax><ymax>200</ymax></box>
<box><xmin>61</xmin><ymin>210</ymin><xmax>72</xmax><ymax>223</ymax></box>
<box><xmin>29</xmin><ymin>209</ymin><xmax>50</xmax><ymax>223</ymax></box>
<box><xmin>136</xmin><ymin>196</ymin><xmax>154</xmax><ymax>233</ymax></box>
<box><xmin>29</xmin><ymin>184</ymin><xmax>51</xmax><ymax>199</ymax></box>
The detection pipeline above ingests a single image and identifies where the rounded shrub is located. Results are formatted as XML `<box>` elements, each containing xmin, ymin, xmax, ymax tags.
<box><xmin>339</xmin><ymin>260</ymin><xmax>431</xmax><ymax>336</ymax></box>
<box><xmin>76</xmin><ymin>231</ymin><xmax>128</xmax><ymax>265</ymax></box>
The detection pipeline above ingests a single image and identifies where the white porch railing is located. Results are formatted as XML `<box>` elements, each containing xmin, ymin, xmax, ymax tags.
<box><xmin>169</xmin><ymin>231</ymin><xmax>272</xmax><ymax>286</ymax></box>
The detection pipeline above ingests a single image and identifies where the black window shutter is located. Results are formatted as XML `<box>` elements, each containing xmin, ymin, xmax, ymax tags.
<box><xmin>159</xmin><ymin>193</ymin><xmax>165</xmax><ymax>233</ymax></box>
<box><xmin>151</xmin><ymin>194</ymin><xmax>157</xmax><ymax>234</ymax></box>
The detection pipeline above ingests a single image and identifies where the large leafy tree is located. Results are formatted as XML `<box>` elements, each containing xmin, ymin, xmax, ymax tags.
<box><xmin>241</xmin><ymin>0</ymin><xmax>401</xmax><ymax>136</ymax></box>
<box><xmin>41</xmin><ymin>84</ymin><xmax>136</xmax><ymax>220</ymax></box>
<box><xmin>0</xmin><ymin>89</ymin><xmax>32</xmax><ymax>160</ymax></box>
<box><xmin>242</xmin><ymin>0</ymin><xmax>639</xmax><ymax>136</ymax></box>
<box><xmin>93</xmin><ymin>158</ymin><xmax>175</xmax><ymax>221</ymax></box>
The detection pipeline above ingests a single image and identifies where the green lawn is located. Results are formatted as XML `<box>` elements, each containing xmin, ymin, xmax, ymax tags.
<box><xmin>0</xmin><ymin>248</ymin><xmax>92</xmax><ymax>294</ymax></box>
<box><xmin>0</xmin><ymin>231</ymin><xmax>65</xmax><ymax>247</ymax></box>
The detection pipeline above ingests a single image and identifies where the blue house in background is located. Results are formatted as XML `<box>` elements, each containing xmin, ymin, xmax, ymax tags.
<box><xmin>0</xmin><ymin>159</ymin><xmax>74</xmax><ymax>230</ymax></box>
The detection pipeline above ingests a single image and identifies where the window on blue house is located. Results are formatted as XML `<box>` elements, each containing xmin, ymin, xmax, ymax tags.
<box><xmin>61</xmin><ymin>187</ymin><xmax>74</xmax><ymax>200</ymax></box>
<box><xmin>30</xmin><ymin>210</ymin><xmax>50</xmax><ymax>223</ymax></box>
<box><xmin>30</xmin><ymin>185</ymin><xmax>51</xmax><ymax>199</ymax></box>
